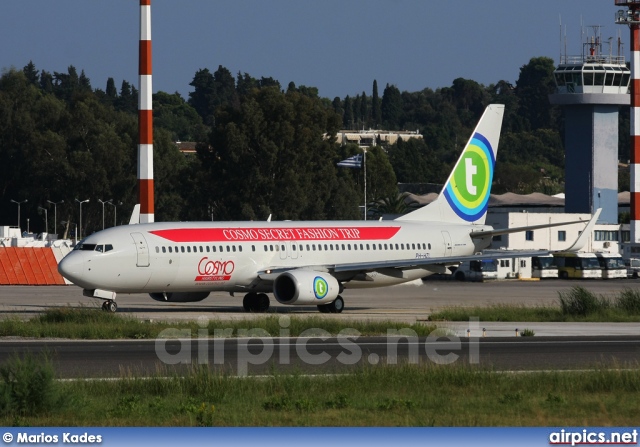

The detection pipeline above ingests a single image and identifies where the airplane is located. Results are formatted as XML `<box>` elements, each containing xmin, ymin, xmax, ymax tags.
<box><xmin>58</xmin><ymin>104</ymin><xmax>600</xmax><ymax>313</ymax></box>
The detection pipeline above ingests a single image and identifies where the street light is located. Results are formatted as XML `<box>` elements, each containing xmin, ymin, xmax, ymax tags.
<box><xmin>107</xmin><ymin>201</ymin><xmax>122</xmax><ymax>227</ymax></box>
<box><xmin>9</xmin><ymin>199</ymin><xmax>27</xmax><ymax>230</ymax></box>
<box><xmin>46</xmin><ymin>200</ymin><xmax>64</xmax><ymax>237</ymax></box>
<box><xmin>38</xmin><ymin>206</ymin><xmax>48</xmax><ymax>234</ymax></box>
<box><xmin>98</xmin><ymin>199</ymin><xmax>113</xmax><ymax>230</ymax></box>
<box><xmin>75</xmin><ymin>198</ymin><xmax>89</xmax><ymax>239</ymax></box>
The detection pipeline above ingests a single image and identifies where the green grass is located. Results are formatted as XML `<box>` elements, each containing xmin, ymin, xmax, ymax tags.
<box><xmin>429</xmin><ymin>286</ymin><xmax>640</xmax><ymax>322</ymax></box>
<box><xmin>0</xmin><ymin>308</ymin><xmax>436</xmax><ymax>339</ymax></box>
<box><xmin>2</xmin><ymin>357</ymin><xmax>639</xmax><ymax>426</ymax></box>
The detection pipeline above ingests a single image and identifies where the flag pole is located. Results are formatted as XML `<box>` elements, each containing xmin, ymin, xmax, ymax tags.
<box><xmin>363</xmin><ymin>149</ymin><xmax>367</xmax><ymax>221</ymax></box>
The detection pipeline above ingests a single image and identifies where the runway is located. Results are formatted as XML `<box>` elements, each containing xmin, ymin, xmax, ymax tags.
<box><xmin>0</xmin><ymin>336</ymin><xmax>638</xmax><ymax>378</ymax></box>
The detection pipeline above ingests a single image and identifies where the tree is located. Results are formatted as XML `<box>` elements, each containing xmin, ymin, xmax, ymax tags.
<box><xmin>365</xmin><ymin>146</ymin><xmax>397</xmax><ymax>202</ymax></box>
<box><xmin>372</xmin><ymin>79</ymin><xmax>381</xmax><ymax>127</ymax></box>
<box><xmin>23</xmin><ymin>61</ymin><xmax>39</xmax><ymax>86</ymax></box>
<box><xmin>515</xmin><ymin>57</ymin><xmax>557</xmax><ymax>130</ymax></box>
<box><xmin>381</xmin><ymin>83</ymin><xmax>403</xmax><ymax>129</ymax></box>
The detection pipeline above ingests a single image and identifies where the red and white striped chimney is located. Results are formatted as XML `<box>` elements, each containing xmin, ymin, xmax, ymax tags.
<box><xmin>138</xmin><ymin>0</ymin><xmax>154</xmax><ymax>223</ymax></box>
<box><xmin>632</xmin><ymin>22</ymin><xmax>640</xmax><ymax>243</ymax></box>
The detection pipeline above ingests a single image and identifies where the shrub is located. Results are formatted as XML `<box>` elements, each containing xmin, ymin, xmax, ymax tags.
<box><xmin>616</xmin><ymin>288</ymin><xmax>640</xmax><ymax>314</ymax></box>
<box><xmin>0</xmin><ymin>354</ymin><xmax>60</xmax><ymax>416</ymax></box>
<box><xmin>558</xmin><ymin>286</ymin><xmax>609</xmax><ymax>316</ymax></box>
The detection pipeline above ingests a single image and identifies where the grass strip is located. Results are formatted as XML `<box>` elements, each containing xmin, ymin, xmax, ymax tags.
<box><xmin>0</xmin><ymin>308</ymin><xmax>436</xmax><ymax>339</ymax></box>
<box><xmin>429</xmin><ymin>286</ymin><xmax>640</xmax><ymax>322</ymax></box>
<box><xmin>2</xmin><ymin>354</ymin><xmax>639</xmax><ymax>426</ymax></box>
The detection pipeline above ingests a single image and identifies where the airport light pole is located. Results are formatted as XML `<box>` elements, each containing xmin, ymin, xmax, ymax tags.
<box><xmin>9</xmin><ymin>199</ymin><xmax>27</xmax><ymax>230</ymax></box>
<box><xmin>98</xmin><ymin>199</ymin><xmax>112</xmax><ymax>230</ymax></box>
<box><xmin>107</xmin><ymin>201</ymin><xmax>121</xmax><ymax>227</ymax></box>
<box><xmin>75</xmin><ymin>198</ymin><xmax>89</xmax><ymax>239</ymax></box>
<box><xmin>47</xmin><ymin>200</ymin><xmax>64</xmax><ymax>237</ymax></box>
<box><xmin>38</xmin><ymin>206</ymin><xmax>48</xmax><ymax>234</ymax></box>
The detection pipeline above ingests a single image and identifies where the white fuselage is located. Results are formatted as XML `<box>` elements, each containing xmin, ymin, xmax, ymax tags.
<box><xmin>58</xmin><ymin>220</ymin><xmax>489</xmax><ymax>294</ymax></box>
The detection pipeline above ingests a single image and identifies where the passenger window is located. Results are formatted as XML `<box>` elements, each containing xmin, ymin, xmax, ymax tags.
<box><xmin>306</xmin><ymin>244</ymin><xmax>310</xmax><ymax>251</ymax></box>
<box><xmin>354</xmin><ymin>244</ymin><xmax>358</xmax><ymax>251</ymax></box>
<box><xmin>312</xmin><ymin>244</ymin><xmax>316</xmax><ymax>251</ymax></box>
<box><xmin>264</xmin><ymin>245</ymin><xmax>268</xmax><ymax>252</ymax></box>
<box><xmin>299</xmin><ymin>245</ymin><xmax>303</xmax><ymax>251</ymax></box>
<box><xmin>292</xmin><ymin>245</ymin><xmax>296</xmax><ymax>251</ymax></box>
<box><xmin>252</xmin><ymin>245</ymin><xmax>256</xmax><ymax>252</ymax></box>
<box><xmin>428</xmin><ymin>243</ymin><xmax>431</xmax><ymax>250</ymax></box>
<box><xmin>395</xmin><ymin>244</ymin><xmax>399</xmax><ymax>250</ymax></box>
<box><xmin>239</xmin><ymin>246</ymin><xmax>242</xmax><ymax>252</ymax></box>
<box><xmin>206</xmin><ymin>246</ymin><xmax>210</xmax><ymax>253</ymax></box>
<box><xmin>378</xmin><ymin>244</ymin><xmax>382</xmax><ymax>250</ymax></box>
<box><xmin>330</xmin><ymin>244</ymin><xmax>334</xmax><ymax>250</ymax></box>
<box><xmin>281</xmin><ymin>245</ymin><xmax>285</xmax><ymax>252</ymax></box>
<box><xmin>342</xmin><ymin>244</ymin><xmax>346</xmax><ymax>250</ymax></box>
<box><xmin>348</xmin><ymin>244</ymin><xmax>351</xmax><ymax>250</ymax></box>
<box><xmin>212</xmin><ymin>246</ymin><xmax>217</xmax><ymax>253</ymax></box>
<box><xmin>324</xmin><ymin>244</ymin><xmax>328</xmax><ymax>251</ymax></box>
<box><xmin>384</xmin><ymin>244</ymin><xmax>388</xmax><ymax>250</ymax></box>
<box><xmin>318</xmin><ymin>245</ymin><xmax>322</xmax><ymax>251</ymax></box>
<box><xmin>162</xmin><ymin>247</ymin><xmax>166</xmax><ymax>253</ymax></box>
<box><xmin>270</xmin><ymin>245</ymin><xmax>274</xmax><ymax>251</ymax></box>
<box><xmin>366</xmin><ymin>244</ymin><xmax>370</xmax><ymax>250</ymax></box>
<box><xmin>219</xmin><ymin>246</ymin><xmax>223</xmax><ymax>252</ymax></box>
<box><xmin>373</xmin><ymin>244</ymin><xmax>376</xmax><ymax>250</ymax></box>
<box><xmin>193</xmin><ymin>246</ymin><xmax>197</xmax><ymax>252</ymax></box>
<box><xmin>233</xmin><ymin>246</ymin><xmax>236</xmax><ymax>252</ymax></box>
<box><xmin>360</xmin><ymin>244</ymin><xmax>363</xmax><ymax>250</ymax></box>
<box><xmin>168</xmin><ymin>247</ymin><xmax>172</xmax><ymax>253</ymax></box>
<box><xmin>181</xmin><ymin>246</ymin><xmax>185</xmax><ymax>253</ymax></box>
<box><xmin>412</xmin><ymin>244</ymin><xmax>415</xmax><ymax>250</ymax></box>
<box><xmin>226</xmin><ymin>246</ymin><xmax>231</xmax><ymax>252</ymax></box>
<box><xmin>187</xmin><ymin>246</ymin><xmax>191</xmax><ymax>253</ymax></box>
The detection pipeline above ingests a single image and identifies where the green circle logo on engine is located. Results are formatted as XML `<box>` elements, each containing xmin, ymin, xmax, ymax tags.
<box><xmin>313</xmin><ymin>276</ymin><xmax>328</xmax><ymax>299</ymax></box>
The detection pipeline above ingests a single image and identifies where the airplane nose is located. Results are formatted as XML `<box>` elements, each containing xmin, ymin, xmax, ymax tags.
<box><xmin>58</xmin><ymin>253</ymin><xmax>84</xmax><ymax>284</ymax></box>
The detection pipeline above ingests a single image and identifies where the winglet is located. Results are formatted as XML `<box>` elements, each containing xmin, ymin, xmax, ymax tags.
<box><xmin>561</xmin><ymin>208</ymin><xmax>601</xmax><ymax>253</ymax></box>
<box><xmin>129</xmin><ymin>204</ymin><xmax>141</xmax><ymax>225</ymax></box>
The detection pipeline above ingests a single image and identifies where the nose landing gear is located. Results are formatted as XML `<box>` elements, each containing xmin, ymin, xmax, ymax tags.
<box><xmin>101</xmin><ymin>300</ymin><xmax>117</xmax><ymax>313</ymax></box>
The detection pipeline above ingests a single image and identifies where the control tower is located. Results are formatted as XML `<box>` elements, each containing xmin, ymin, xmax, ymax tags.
<box><xmin>549</xmin><ymin>26</ymin><xmax>630</xmax><ymax>224</ymax></box>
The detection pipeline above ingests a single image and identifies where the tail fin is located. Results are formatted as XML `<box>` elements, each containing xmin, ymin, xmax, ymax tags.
<box><xmin>397</xmin><ymin>104</ymin><xmax>504</xmax><ymax>224</ymax></box>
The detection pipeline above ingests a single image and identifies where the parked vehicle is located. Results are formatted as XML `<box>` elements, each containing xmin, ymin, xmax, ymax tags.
<box><xmin>553</xmin><ymin>252</ymin><xmax>602</xmax><ymax>279</ymax></box>
<box><xmin>594</xmin><ymin>253</ymin><xmax>627</xmax><ymax>279</ymax></box>
<box><xmin>532</xmin><ymin>255</ymin><xmax>558</xmax><ymax>279</ymax></box>
<box><xmin>625</xmin><ymin>258</ymin><xmax>640</xmax><ymax>279</ymax></box>
<box><xmin>453</xmin><ymin>259</ymin><xmax>498</xmax><ymax>281</ymax></box>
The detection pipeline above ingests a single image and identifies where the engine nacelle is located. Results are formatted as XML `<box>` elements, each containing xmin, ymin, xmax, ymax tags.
<box><xmin>149</xmin><ymin>292</ymin><xmax>210</xmax><ymax>303</ymax></box>
<box><xmin>273</xmin><ymin>270</ymin><xmax>339</xmax><ymax>305</ymax></box>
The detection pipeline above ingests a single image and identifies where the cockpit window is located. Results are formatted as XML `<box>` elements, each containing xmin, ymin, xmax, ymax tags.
<box><xmin>74</xmin><ymin>243</ymin><xmax>113</xmax><ymax>253</ymax></box>
<box><xmin>75</xmin><ymin>243</ymin><xmax>97</xmax><ymax>251</ymax></box>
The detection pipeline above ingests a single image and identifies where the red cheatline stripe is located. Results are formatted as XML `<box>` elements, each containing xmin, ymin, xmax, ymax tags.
<box><xmin>139</xmin><ymin>41</ymin><xmax>152</xmax><ymax>75</ymax></box>
<box><xmin>138</xmin><ymin>110</ymin><xmax>153</xmax><ymax>144</ymax></box>
<box><xmin>150</xmin><ymin>227</ymin><xmax>402</xmax><ymax>243</ymax></box>
<box><xmin>138</xmin><ymin>179</ymin><xmax>155</xmax><ymax>214</ymax></box>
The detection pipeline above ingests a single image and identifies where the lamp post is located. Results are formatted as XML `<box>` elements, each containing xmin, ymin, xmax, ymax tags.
<box><xmin>38</xmin><ymin>206</ymin><xmax>48</xmax><ymax>234</ymax></box>
<box><xmin>75</xmin><ymin>198</ymin><xmax>89</xmax><ymax>239</ymax></box>
<box><xmin>9</xmin><ymin>199</ymin><xmax>27</xmax><ymax>230</ymax></box>
<box><xmin>46</xmin><ymin>200</ymin><xmax>64</xmax><ymax>237</ymax></box>
<box><xmin>98</xmin><ymin>199</ymin><xmax>112</xmax><ymax>230</ymax></box>
<box><xmin>107</xmin><ymin>201</ymin><xmax>121</xmax><ymax>227</ymax></box>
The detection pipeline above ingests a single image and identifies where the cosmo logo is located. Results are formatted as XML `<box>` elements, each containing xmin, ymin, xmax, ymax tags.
<box><xmin>196</xmin><ymin>257</ymin><xmax>235</xmax><ymax>282</ymax></box>
<box><xmin>443</xmin><ymin>132</ymin><xmax>495</xmax><ymax>222</ymax></box>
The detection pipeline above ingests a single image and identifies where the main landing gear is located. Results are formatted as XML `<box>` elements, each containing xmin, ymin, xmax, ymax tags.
<box><xmin>317</xmin><ymin>296</ymin><xmax>344</xmax><ymax>314</ymax></box>
<box><xmin>101</xmin><ymin>300</ymin><xmax>117</xmax><ymax>313</ymax></box>
<box><xmin>243</xmin><ymin>292</ymin><xmax>270</xmax><ymax>313</ymax></box>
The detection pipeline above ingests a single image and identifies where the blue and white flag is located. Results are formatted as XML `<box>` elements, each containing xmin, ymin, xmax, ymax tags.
<box><xmin>337</xmin><ymin>154</ymin><xmax>362</xmax><ymax>169</ymax></box>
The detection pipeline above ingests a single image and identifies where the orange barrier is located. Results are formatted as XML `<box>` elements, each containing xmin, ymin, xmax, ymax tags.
<box><xmin>0</xmin><ymin>248</ymin><xmax>66</xmax><ymax>285</ymax></box>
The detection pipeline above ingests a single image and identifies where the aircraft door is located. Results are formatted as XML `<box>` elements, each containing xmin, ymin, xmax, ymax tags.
<box><xmin>441</xmin><ymin>231</ymin><xmax>453</xmax><ymax>257</ymax></box>
<box><xmin>131</xmin><ymin>232</ymin><xmax>150</xmax><ymax>267</ymax></box>
<box><xmin>289</xmin><ymin>241</ymin><xmax>298</xmax><ymax>259</ymax></box>
<box><xmin>279</xmin><ymin>242</ymin><xmax>287</xmax><ymax>260</ymax></box>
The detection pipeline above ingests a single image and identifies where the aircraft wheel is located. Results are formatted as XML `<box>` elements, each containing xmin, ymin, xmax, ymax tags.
<box><xmin>317</xmin><ymin>304</ymin><xmax>330</xmax><ymax>313</ymax></box>
<box><xmin>243</xmin><ymin>293</ymin><xmax>257</xmax><ymax>312</ymax></box>
<box><xmin>106</xmin><ymin>300</ymin><xmax>117</xmax><ymax>313</ymax></box>
<box><xmin>101</xmin><ymin>301</ymin><xmax>108</xmax><ymax>311</ymax></box>
<box><xmin>327</xmin><ymin>296</ymin><xmax>344</xmax><ymax>314</ymax></box>
<box><xmin>255</xmin><ymin>293</ymin><xmax>270</xmax><ymax>313</ymax></box>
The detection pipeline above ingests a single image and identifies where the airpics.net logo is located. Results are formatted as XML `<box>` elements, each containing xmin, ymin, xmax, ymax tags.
<box><xmin>444</xmin><ymin>132</ymin><xmax>495</xmax><ymax>222</ymax></box>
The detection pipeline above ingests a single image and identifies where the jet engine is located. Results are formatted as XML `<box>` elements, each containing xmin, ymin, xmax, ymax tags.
<box><xmin>273</xmin><ymin>270</ymin><xmax>339</xmax><ymax>305</ymax></box>
<box><xmin>149</xmin><ymin>292</ymin><xmax>210</xmax><ymax>303</ymax></box>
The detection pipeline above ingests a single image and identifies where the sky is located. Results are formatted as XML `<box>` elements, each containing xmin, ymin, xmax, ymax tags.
<box><xmin>0</xmin><ymin>0</ymin><xmax>626</xmax><ymax>100</ymax></box>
